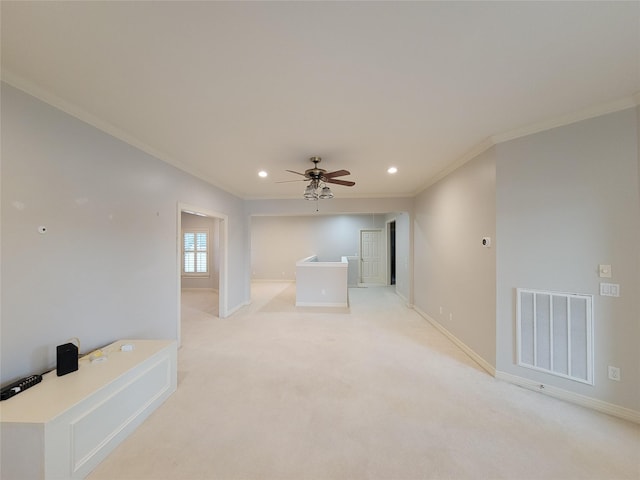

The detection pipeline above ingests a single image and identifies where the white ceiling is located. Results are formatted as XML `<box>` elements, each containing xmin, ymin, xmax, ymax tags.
<box><xmin>2</xmin><ymin>1</ymin><xmax>639</xmax><ymax>199</ymax></box>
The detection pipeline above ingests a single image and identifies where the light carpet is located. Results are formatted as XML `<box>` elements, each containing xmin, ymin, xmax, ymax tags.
<box><xmin>88</xmin><ymin>282</ymin><xmax>639</xmax><ymax>480</ymax></box>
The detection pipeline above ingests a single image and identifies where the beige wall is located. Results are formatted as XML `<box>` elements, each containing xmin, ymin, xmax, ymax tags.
<box><xmin>496</xmin><ymin>107</ymin><xmax>639</xmax><ymax>412</ymax></box>
<box><xmin>246</xmin><ymin>197</ymin><xmax>413</xmax><ymax>301</ymax></box>
<box><xmin>4</xmin><ymin>79</ymin><xmax>638</xmax><ymax>416</ymax></box>
<box><xmin>1</xmin><ymin>84</ymin><xmax>248</xmax><ymax>384</ymax></box>
<box><xmin>250</xmin><ymin>212</ymin><xmax>411</xmax><ymax>301</ymax></box>
<box><xmin>412</xmin><ymin>148</ymin><xmax>497</xmax><ymax>367</ymax></box>
<box><xmin>251</xmin><ymin>214</ymin><xmax>385</xmax><ymax>281</ymax></box>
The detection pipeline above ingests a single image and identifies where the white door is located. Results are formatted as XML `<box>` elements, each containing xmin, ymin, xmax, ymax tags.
<box><xmin>360</xmin><ymin>229</ymin><xmax>384</xmax><ymax>284</ymax></box>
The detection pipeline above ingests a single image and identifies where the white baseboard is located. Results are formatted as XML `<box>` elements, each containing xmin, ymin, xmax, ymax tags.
<box><xmin>412</xmin><ymin>306</ymin><xmax>640</xmax><ymax>425</ymax></box>
<box><xmin>395</xmin><ymin>290</ymin><xmax>409</xmax><ymax>305</ymax></box>
<box><xmin>295</xmin><ymin>302</ymin><xmax>348</xmax><ymax>308</ymax></box>
<box><xmin>413</xmin><ymin>306</ymin><xmax>496</xmax><ymax>376</ymax></box>
<box><xmin>224</xmin><ymin>301</ymin><xmax>249</xmax><ymax>317</ymax></box>
<box><xmin>495</xmin><ymin>371</ymin><xmax>640</xmax><ymax>424</ymax></box>
<box><xmin>251</xmin><ymin>279</ymin><xmax>295</xmax><ymax>283</ymax></box>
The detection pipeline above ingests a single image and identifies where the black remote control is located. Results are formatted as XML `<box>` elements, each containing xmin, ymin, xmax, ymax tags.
<box><xmin>1</xmin><ymin>374</ymin><xmax>43</xmax><ymax>401</ymax></box>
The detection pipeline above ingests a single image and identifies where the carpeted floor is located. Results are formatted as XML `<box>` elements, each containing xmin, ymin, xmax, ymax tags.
<box><xmin>88</xmin><ymin>282</ymin><xmax>640</xmax><ymax>480</ymax></box>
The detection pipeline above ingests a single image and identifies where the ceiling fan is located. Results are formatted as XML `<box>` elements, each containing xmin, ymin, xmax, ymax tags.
<box><xmin>282</xmin><ymin>156</ymin><xmax>355</xmax><ymax>200</ymax></box>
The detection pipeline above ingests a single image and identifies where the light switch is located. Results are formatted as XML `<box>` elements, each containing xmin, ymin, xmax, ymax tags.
<box><xmin>599</xmin><ymin>264</ymin><xmax>612</xmax><ymax>278</ymax></box>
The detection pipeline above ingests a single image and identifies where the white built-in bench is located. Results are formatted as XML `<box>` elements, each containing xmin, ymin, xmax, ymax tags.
<box><xmin>0</xmin><ymin>339</ymin><xmax>177</xmax><ymax>479</ymax></box>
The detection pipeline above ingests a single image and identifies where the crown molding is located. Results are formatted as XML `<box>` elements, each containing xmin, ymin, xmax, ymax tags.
<box><xmin>4</xmin><ymin>70</ymin><xmax>638</xmax><ymax>201</ymax></box>
<box><xmin>1</xmin><ymin>71</ymin><xmax>242</xmax><ymax>198</ymax></box>
<box><xmin>418</xmin><ymin>93</ymin><xmax>640</xmax><ymax>194</ymax></box>
<box><xmin>2</xmin><ymin>71</ymin><xmax>169</xmax><ymax>162</ymax></box>
<box><xmin>491</xmin><ymin>94</ymin><xmax>640</xmax><ymax>145</ymax></box>
<box><xmin>413</xmin><ymin>138</ymin><xmax>495</xmax><ymax>195</ymax></box>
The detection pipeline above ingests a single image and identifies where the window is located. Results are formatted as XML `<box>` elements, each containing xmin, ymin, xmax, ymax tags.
<box><xmin>183</xmin><ymin>230</ymin><xmax>208</xmax><ymax>276</ymax></box>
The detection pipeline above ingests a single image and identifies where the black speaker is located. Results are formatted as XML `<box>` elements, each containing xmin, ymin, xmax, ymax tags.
<box><xmin>56</xmin><ymin>342</ymin><xmax>79</xmax><ymax>376</ymax></box>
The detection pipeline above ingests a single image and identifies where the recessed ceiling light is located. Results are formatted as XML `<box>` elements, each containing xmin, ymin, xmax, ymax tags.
<box><xmin>258</xmin><ymin>170</ymin><xmax>268</xmax><ymax>178</ymax></box>
<box><xmin>387</xmin><ymin>166</ymin><xmax>398</xmax><ymax>174</ymax></box>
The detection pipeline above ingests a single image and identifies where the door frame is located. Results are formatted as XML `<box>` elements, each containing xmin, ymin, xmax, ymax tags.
<box><xmin>177</xmin><ymin>202</ymin><xmax>228</xmax><ymax>347</ymax></box>
<box><xmin>386</xmin><ymin>218</ymin><xmax>396</xmax><ymax>286</ymax></box>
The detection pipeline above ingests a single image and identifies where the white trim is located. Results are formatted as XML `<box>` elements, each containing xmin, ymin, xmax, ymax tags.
<box><xmin>416</xmin><ymin>138</ymin><xmax>495</xmax><ymax>193</ymax></box>
<box><xmin>492</xmin><ymin>95</ymin><xmax>640</xmax><ymax>145</ymax></box>
<box><xmin>225</xmin><ymin>300</ymin><xmax>250</xmax><ymax>317</ymax></box>
<box><xmin>295</xmin><ymin>261</ymin><xmax>348</xmax><ymax>268</ymax></box>
<box><xmin>395</xmin><ymin>289</ymin><xmax>409</xmax><ymax>305</ymax></box>
<box><xmin>6</xmin><ymin>71</ymin><xmax>638</xmax><ymax>201</ymax></box>
<box><xmin>1</xmin><ymin>72</ymin><xmax>243</xmax><ymax>198</ymax></box>
<box><xmin>295</xmin><ymin>302</ymin><xmax>348</xmax><ymax>308</ymax></box>
<box><xmin>414</xmin><ymin>304</ymin><xmax>640</xmax><ymax>424</ymax></box>
<box><xmin>177</xmin><ymin>203</ymin><xmax>229</xmax><ymax>348</ymax></box>
<box><xmin>412</xmin><ymin>306</ymin><xmax>496</xmax><ymax>376</ymax></box>
<box><xmin>495</xmin><ymin>371</ymin><xmax>640</xmax><ymax>425</ymax></box>
<box><xmin>414</xmin><ymin>93</ymin><xmax>640</xmax><ymax>194</ymax></box>
<box><xmin>251</xmin><ymin>279</ymin><xmax>296</xmax><ymax>283</ymax></box>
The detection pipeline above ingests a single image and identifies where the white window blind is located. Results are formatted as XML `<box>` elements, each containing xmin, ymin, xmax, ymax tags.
<box><xmin>183</xmin><ymin>230</ymin><xmax>208</xmax><ymax>275</ymax></box>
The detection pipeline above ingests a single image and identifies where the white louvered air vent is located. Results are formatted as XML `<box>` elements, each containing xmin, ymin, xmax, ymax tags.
<box><xmin>516</xmin><ymin>289</ymin><xmax>594</xmax><ymax>385</ymax></box>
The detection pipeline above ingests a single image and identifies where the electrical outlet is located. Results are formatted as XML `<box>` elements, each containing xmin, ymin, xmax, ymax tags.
<box><xmin>439</xmin><ymin>306</ymin><xmax>443</xmax><ymax>314</ymax></box>
<box><xmin>608</xmin><ymin>366</ymin><xmax>621</xmax><ymax>381</ymax></box>
<box><xmin>449</xmin><ymin>313</ymin><xmax>453</xmax><ymax>321</ymax></box>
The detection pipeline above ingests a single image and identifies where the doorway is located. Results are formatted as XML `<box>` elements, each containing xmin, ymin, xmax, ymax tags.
<box><xmin>388</xmin><ymin>220</ymin><xmax>396</xmax><ymax>286</ymax></box>
<box><xmin>177</xmin><ymin>203</ymin><xmax>228</xmax><ymax>346</ymax></box>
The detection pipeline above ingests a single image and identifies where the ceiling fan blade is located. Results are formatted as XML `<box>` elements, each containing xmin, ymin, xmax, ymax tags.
<box><xmin>275</xmin><ymin>179</ymin><xmax>307</xmax><ymax>183</ymax></box>
<box><xmin>323</xmin><ymin>169</ymin><xmax>351</xmax><ymax>178</ymax></box>
<box><xmin>326</xmin><ymin>178</ymin><xmax>355</xmax><ymax>187</ymax></box>
<box><xmin>285</xmin><ymin>169</ymin><xmax>307</xmax><ymax>177</ymax></box>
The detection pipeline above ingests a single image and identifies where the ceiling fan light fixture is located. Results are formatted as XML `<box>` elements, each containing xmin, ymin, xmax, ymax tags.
<box><xmin>286</xmin><ymin>157</ymin><xmax>354</xmax><ymax>200</ymax></box>
<box><xmin>319</xmin><ymin>185</ymin><xmax>334</xmax><ymax>199</ymax></box>
<box><xmin>304</xmin><ymin>184</ymin><xmax>318</xmax><ymax>200</ymax></box>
